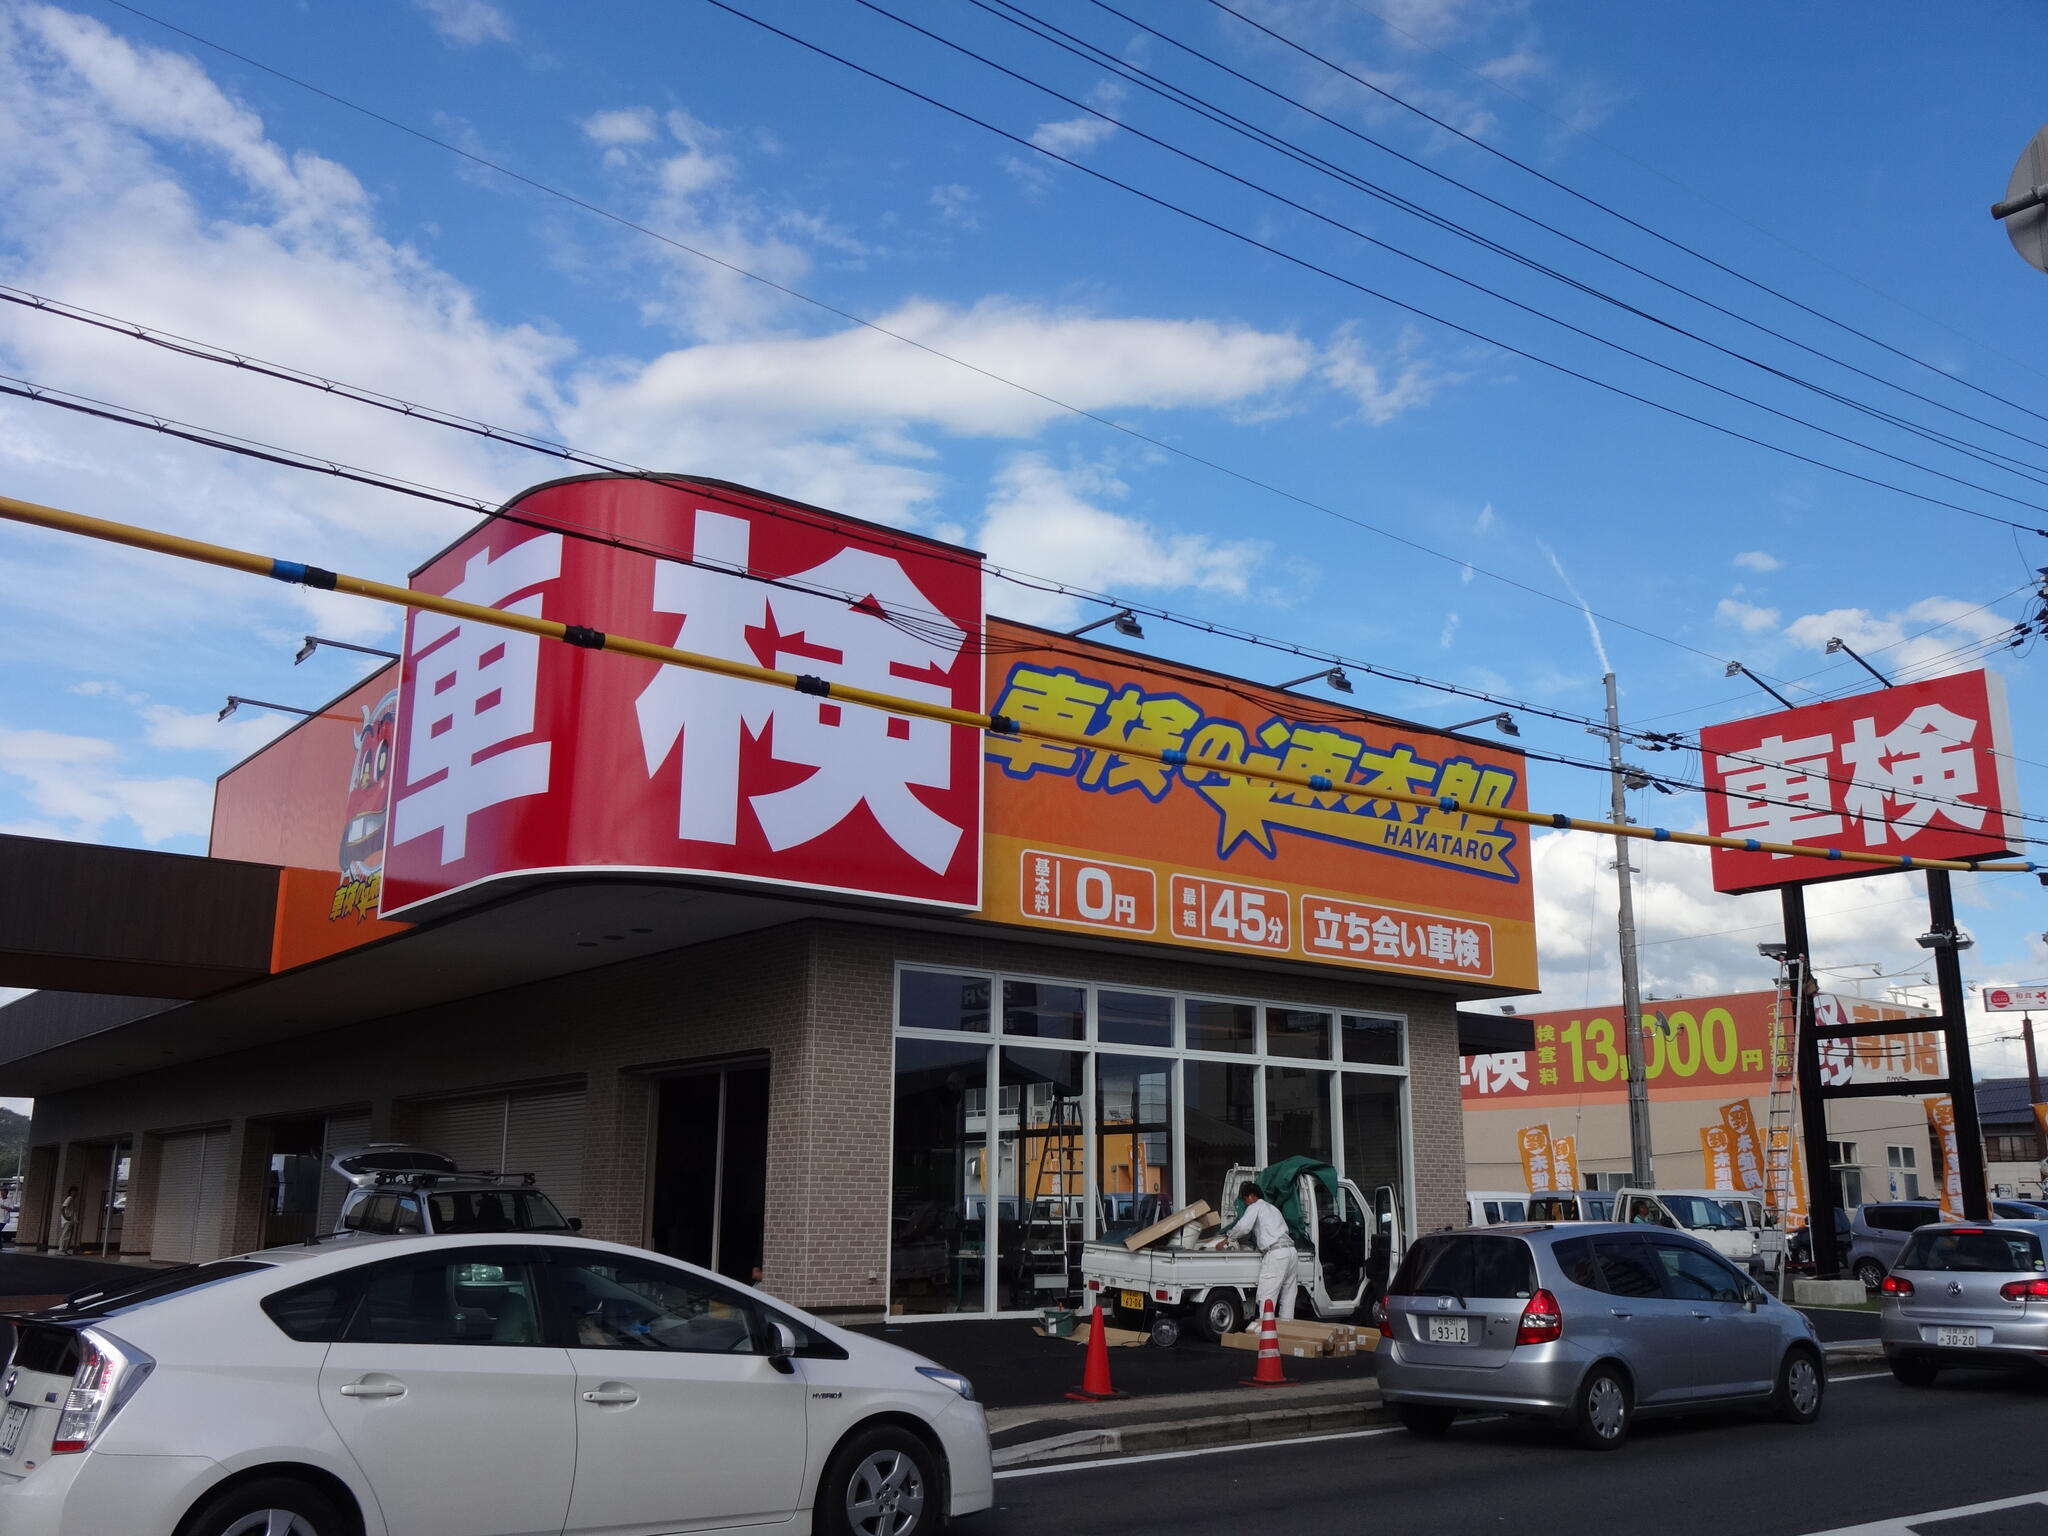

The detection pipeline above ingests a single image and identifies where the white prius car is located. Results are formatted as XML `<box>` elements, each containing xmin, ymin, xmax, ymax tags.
<box><xmin>0</xmin><ymin>1232</ymin><xmax>990</xmax><ymax>1536</ymax></box>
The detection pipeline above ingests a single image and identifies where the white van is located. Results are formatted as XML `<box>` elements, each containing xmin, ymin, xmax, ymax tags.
<box><xmin>1465</xmin><ymin>1191</ymin><xmax>1531</xmax><ymax>1226</ymax></box>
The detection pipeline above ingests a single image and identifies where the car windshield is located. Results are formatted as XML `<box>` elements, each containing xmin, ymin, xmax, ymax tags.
<box><xmin>1391</xmin><ymin>1234</ymin><xmax>1535</xmax><ymax>1299</ymax></box>
<box><xmin>1662</xmin><ymin>1196</ymin><xmax>1744</xmax><ymax>1231</ymax></box>
<box><xmin>1898</xmin><ymin>1228</ymin><xmax>2046</xmax><ymax>1274</ymax></box>
<box><xmin>427</xmin><ymin>1190</ymin><xmax>574</xmax><ymax>1232</ymax></box>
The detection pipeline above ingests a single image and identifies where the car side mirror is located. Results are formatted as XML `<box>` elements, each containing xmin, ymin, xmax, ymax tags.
<box><xmin>766</xmin><ymin>1319</ymin><xmax>799</xmax><ymax>1375</ymax></box>
<box><xmin>568</xmin><ymin>1217</ymin><xmax>583</xmax><ymax>1231</ymax></box>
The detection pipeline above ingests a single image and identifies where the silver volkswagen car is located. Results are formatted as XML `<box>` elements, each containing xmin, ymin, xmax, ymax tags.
<box><xmin>1879</xmin><ymin>1219</ymin><xmax>2048</xmax><ymax>1385</ymax></box>
<box><xmin>1375</xmin><ymin>1224</ymin><xmax>1824</xmax><ymax>1449</ymax></box>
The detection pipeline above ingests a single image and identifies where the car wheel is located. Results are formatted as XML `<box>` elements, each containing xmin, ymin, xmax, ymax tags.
<box><xmin>1570</xmin><ymin>1365</ymin><xmax>1632</xmax><ymax>1451</ymax></box>
<box><xmin>178</xmin><ymin>1476</ymin><xmax>353</xmax><ymax>1536</ymax></box>
<box><xmin>1149</xmin><ymin>1314</ymin><xmax>1183</xmax><ymax>1349</ymax></box>
<box><xmin>820</xmin><ymin>1426</ymin><xmax>939</xmax><ymax>1536</ymax></box>
<box><xmin>1771</xmin><ymin>1348</ymin><xmax>1824</xmax><ymax>1424</ymax></box>
<box><xmin>1195</xmin><ymin>1289</ymin><xmax>1243</xmax><ymax>1341</ymax></box>
<box><xmin>1890</xmin><ymin>1354</ymin><xmax>1940</xmax><ymax>1388</ymax></box>
<box><xmin>1855</xmin><ymin>1258</ymin><xmax>1887</xmax><ymax>1291</ymax></box>
<box><xmin>1399</xmin><ymin>1405</ymin><xmax>1457</xmax><ymax>1438</ymax></box>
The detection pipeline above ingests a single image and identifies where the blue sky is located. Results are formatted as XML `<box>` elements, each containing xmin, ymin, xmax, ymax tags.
<box><xmin>1</xmin><ymin>0</ymin><xmax>2044</xmax><ymax>1084</ymax></box>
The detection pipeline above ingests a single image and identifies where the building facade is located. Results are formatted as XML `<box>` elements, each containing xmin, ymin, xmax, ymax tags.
<box><xmin>0</xmin><ymin>474</ymin><xmax>1536</xmax><ymax>1319</ymax></box>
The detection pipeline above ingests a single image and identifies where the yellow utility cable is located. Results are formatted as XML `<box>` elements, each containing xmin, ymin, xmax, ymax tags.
<box><xmin>0</xmin><ymin>491</ymin><xmax>2034</xmax><ymax>878</ymax></box>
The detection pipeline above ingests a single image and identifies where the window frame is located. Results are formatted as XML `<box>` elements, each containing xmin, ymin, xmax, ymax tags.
<box><xmin>889</xmin><ymin>962</ymin><xmax>1413</xmax><ymax>1320</ymax></box>
<box><xmin>536</xmin><ymin>1247</ymin><xmax>778</xmax><ymax>1357</ymax></box>
<box><xmin>1644</xmin><ymin>1235</ymin><xmax>1748</xmax><ymax>1304</ymax></box>
<box><xmin>316</xmin><ymin>1244</ymin><xmax>551</xmax><ymax>1348</ymax></box>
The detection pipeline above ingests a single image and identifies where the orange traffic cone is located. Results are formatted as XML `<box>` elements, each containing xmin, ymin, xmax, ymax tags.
<box><xmin>1243</xmin><ymin>1298</ymin><xmax>1287</xmax><ymax>1387</ymax></box>
<box><xmin>1064</xmin><ymin>1303</ymin><xmax>1128</xmax><ymax>1401</ymax></box>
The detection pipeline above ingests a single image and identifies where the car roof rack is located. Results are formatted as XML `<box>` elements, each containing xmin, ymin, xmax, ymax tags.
<box><xmin>367</xmin><ymin>1169</ymin><xmax>539</xmax><ymax>1190</ymax></box>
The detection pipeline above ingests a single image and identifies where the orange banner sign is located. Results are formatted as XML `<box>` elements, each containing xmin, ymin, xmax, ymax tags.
<box><xmin>1702</xmin><ymin>1125</ymin><xmax>1736</xmax><ymax>1191</ymax></box>
<box><xmin>1721</xmin><ymin>1102</ymin><xmax>1766</xmax><ymax>1192</ymax></box>
<box><xmin>1518</xmin><ymin>1125</ymin><xmax>1554</xmax><ymax>1194</ymax></box>
<box><xmin>1550</xmin><ymin>1134</ymin><xmax>1581</xmax><ymax>1192</ymax></box>
<box><xmin>981</xmin><ymin>624</ymin><xmax>1538</xmax><ymax>989</ymax></box>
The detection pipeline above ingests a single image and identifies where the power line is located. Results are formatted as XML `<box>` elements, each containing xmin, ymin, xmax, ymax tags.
<box><xmin>12</xmin><ymin>362</ymin><xmax>2048</xmax><ymax>849</ymax></box>
<box><xmin>88</xmin><ymin>0</ymin><xmax>1814</xmax><ymax>671</ymax></box>
<box><xmin>11</xmin><ymin>282</ymin><xmax>2040</xmax><ymax>829</ymax></box>
<box><xmin>1332</xmin><ymin>0</ymin><xmax>2048</xmax><ymax>397</ymax></box>
<box><xmin>1210</xmin><ymin>0</ymin><xmax>2048</xmax><ymax>441</ymax></box>
<box><xmin>800</xmin><ymin>0</ymin><xmax>2048</xmax><ymax>533</ymax></box>
<box><xmin>979</xmin><ymin>0</ymin><xmax>2048</xmax><ymax>485</ymax></box>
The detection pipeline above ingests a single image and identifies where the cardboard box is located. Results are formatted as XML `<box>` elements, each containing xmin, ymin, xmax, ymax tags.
<box><xmin>1037</xmin><ymin>1322</ymin><xmax>1148</xmax><ymax>1349</ymax></box>
<box><xmin>1123</xmin><ymin>1199</ymin><xmax>1214</xmax><ymax>1252</ymax></box>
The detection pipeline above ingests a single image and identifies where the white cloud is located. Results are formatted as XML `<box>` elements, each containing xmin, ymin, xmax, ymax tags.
<box><xmin>1733</xmin><ymin>550</ymin><xmax>1782</xmax><ymax>573</ymax></box>
<box><xmin>1785</xmin><ymin>597</ymin><xmax>2012</xmax><ymax>681</ymax></box>
<box><xmin>1477</xmin><ymin>47</ymin><xmax>1546</xmax><ymax>84</ymax></box>
<box><xmin>1320</xmin><ymin>322</ymin><xmax>1451</xmax><ymax>426</ymax></box>
<box><xmin>1474</xmin><ymin>503</ymin><xmax>1496</xmax><ymax>533</ymax></box>
<box><xmin>1541</xmin><ymin>544</ymin><xmax>1610</xmax><ymax>674</ymax></box>
<box><xmin>1440</xmin><ymin>611</ymin><xmax>1460</xmax><ymax>647</ymax></box>
<box><xmin>1716</xmin><ymin>597</ymin><xmax>1782</xmax><ymax>635</ymax></box>
<box><xmin>1030</xmin><ymin>116</ymin><xmax>1117</xmax><ymax>157</ymax></box>
<box><xmin>930</xmin><ymin>183</ymin><xmax>979</xmax><ymax>229</ymax></box>
<box><xmin>0</xmin><ymin>724</ymin><xmax>210</xmax><ymax>845</ymax></box>
<box><xmin>558</xmin><ymin>300</ymin><xmax>1313</xmax><ymax>524</ymax></box>
<box><xmin>1506</xmin><ymin>833</ymin><xmax>1937</xmax><ymax>1015</ymax></box>
<box><xmin>139</xmin><ymin>704</ymin><xmax>285</xmax><ymax>757</ymax></box>
<box><xmin>412</xmin><ymin>0</ymin><xmax>514</xmax><ymax>47</ymax></box>
<box><xmin>581</xmin><ymin>107</ymin><xmax>659</xmax><ymax>146</ymax></box>
<box><xmin>978</xmin><ymin>455</ymin><xmax>1267</xmax><ymax>625</ymax></box>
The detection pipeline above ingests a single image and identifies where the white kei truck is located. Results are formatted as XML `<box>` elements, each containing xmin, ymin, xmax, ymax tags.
<box><xmin>1078</xmin><ymin>1164</ymin><xmax>1404</xmax><ymax>1346</ymax></box>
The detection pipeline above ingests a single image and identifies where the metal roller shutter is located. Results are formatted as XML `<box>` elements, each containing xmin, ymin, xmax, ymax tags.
<box><xmin>317</xmin><ymin>1113</ymin><xmax>373</xmax><ymax>1233</ymax></box>
<box><xmin>505</xmin><ymin>1089</ymin><xmax>585</xmax><ymax>1220</ymax></box>
<box><xmin>413</xmin><ymin>1098</ymin><xmax>510</xmax><ymax>1176</ymax></box>
<box><xmin>151</xmin><ymin>1127</ymin><xmax>228</xmax><ymax>1264</ymax></box>
<box><xmin>409</xmin><ymin>1088</ymin><xmax>586</xmax><ymax>1220</ymax></box>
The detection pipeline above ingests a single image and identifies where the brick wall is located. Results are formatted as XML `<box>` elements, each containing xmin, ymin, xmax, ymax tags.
<box><xmin>24</xmin><ymin>915</ymin><xmax>1467</xmax><ymax>1309</ymax></box>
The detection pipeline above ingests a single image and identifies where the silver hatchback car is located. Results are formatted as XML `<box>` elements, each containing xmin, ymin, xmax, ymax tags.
<box><xmin>1880</xmin><ymin>1219</ymin><xmax>2048</xmax><ymax>1385</ymax></box>
<box><xmin>1375</xmin><ymin>1224</ymin><xmax>1824</xmax><ymax>1449</ymax></box>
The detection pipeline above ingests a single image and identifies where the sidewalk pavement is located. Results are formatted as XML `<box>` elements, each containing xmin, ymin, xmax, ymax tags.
<box><xmin>987</xmin><ymin>1337</ymin><xmax>1887</xmax><ymax>1469</ymax></box>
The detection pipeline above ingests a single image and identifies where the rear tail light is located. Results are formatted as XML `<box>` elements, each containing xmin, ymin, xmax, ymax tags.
<box><xmin>1371</xmin><ymin>1298</ymin><xmax>1392</xmax><ymax>1339</ymax></box>
<box><xmin>1515</xmin><ymin>1289</ymin><xmax>1563</xmax><ymax>1345</ymax></box>
<box><xmin>1880</xmin><ymin>1275</ymin><xmax>1914</xmax><ymax>1298</ymax></box>
<box><xmin>51</xmin><ymin>1330</ymin><xmax>153</xmax><ymax>1455</ymax></box>
<box><xmin>1999</xmin><ymin>1279</ymin><xmax>2048</xmax><ymax>1302</ymax></box>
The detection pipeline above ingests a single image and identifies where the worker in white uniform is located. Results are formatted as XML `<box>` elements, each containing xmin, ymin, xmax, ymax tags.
<box><xmin>1218</xmin><ymin>1184</ymin><xmax>1298</xmax><ymax>1325</ymax></box>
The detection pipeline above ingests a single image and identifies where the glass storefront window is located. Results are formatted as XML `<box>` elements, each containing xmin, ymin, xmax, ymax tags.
<box><xmin>889</xmin><ymin>1039</ymin><xmax>988</xmax><ymax>1315</ymax></box>
<box><xmin>1003</xmin><ymin>981</ymin><xmax>1086</xmax><ymax>1040</ymax></box>
<box><xmin>1265</xmin><ymin>1066</ymin><xmax>1334</xmax><ymax>1165</ymax></box>
<box><xmin>996</xmin><ymin>1048</ymin><xmax>1086</xmax><ymax>1311</ymax></box>
<box><xmin>1265</xmin><ymin>1008</ymin><xmax>1331</xmax><ymax>1060</ymax></box>
<box><xmin>1099</xmin><ymin>990</ymin><xmax>1173</xmax><ymax>1048</ymax></box>
<box><xmin>1340</xmin><ymin>1013</ymin><xmax>1403</xmax><ymax>1066</ymax></box>
<box><xmin>1187</xmin><ymin>999</ymin><xmax>1257</xmax><ymax>1054</ymax></box>
<box><xmin>892</xmin><ymin>967</ymin><xmax>1412</xmax><ymax>1316</ymax></box>
<box><xmin>1097</xmin><ymin>1055</ymin><xmax>1174</xmax><ymax>1235</ymax></box>
<box><xmin>1340</xmin><ymin>1071</ymin><xmax>1403</xmax><ymax>1196</ymax></box>
<box><xmin>1185</xmin><ymin>1061</ymin><xmax>1256</xmax><ymax>1207</ymax></box>
<box><xmin>900</xmin><ymin>971</ymin><xmax>991</xmax><ymax>1032</ymax></box>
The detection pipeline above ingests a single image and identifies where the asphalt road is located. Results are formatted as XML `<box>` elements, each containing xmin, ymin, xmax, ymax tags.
<box><xmin>982</xmin><ymin>1364</ymin><xmax>2048</xmax><ymax>1536</ymax></box>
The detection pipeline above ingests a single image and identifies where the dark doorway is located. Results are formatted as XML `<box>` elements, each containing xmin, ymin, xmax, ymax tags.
<box><xmin>260</xmin><ymin>1117</ymin><xmax>328</xmax><ymax>1247</ymax></box>
<box><xmin>649</xmin><ymin>1061</ymin><xmax>770</xmax><ymax>1285</ymax></box>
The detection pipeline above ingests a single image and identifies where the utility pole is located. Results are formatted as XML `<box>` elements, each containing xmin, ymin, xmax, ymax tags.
<box><xmin>1599</xmin><ymin>672</ymin><xmax>1656</xmax><ymax>1188</ymax></box>
<box><xmin>2026</xmin><ymin>1015</ymin><xmax>2042</xmax><ymax>1106</ymax></box>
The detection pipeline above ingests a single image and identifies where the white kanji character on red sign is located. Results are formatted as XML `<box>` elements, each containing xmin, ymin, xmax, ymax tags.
<box><xmin>1714</xmin><ymin>732</ymin><xmax>1842</xmax><ymax>854</ymax></box>
<box><xmin>1840</xmin><ymin>704</ymin><xmax>1985</xmax><ymax>843</ymax></box>
<box><xmin>393</xmin><ymin>534</ymin><xmax>561</xmax><ymax>863</ymax></box>
<box><xmin>636</xmin><ymin>510</ymin><xmax>968</xmax><ymax>873</ymax></box>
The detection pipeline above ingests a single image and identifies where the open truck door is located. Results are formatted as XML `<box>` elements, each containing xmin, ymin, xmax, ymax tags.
<box><xmin>1369</xmin><ymin>1183</ymin><xmax>1403</xmax><ymax>1304</ymax></box>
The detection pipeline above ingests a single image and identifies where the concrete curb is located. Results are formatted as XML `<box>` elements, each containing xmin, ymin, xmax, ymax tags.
<box><xmin>994</xmin><ymin>1397</ymin><xmax>1394</xmax><ymax>1468</ymax></box>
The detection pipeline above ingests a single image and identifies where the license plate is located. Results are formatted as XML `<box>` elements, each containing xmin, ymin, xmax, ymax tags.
<box><xmin>1119</xmin><ymin>1289</ymin><xmax>1145</xmax><ymax>1311</ymax></box>
<box><xmin>1937</xmin><ymin>1327</ymin><xmax>1979</xmax><ymax>1348</ymax></box>
<box><xmin>1427</xmin><ymin>1317</ymin><xmax>1471</xmax><ymax>1344</ymax></box>
<box><xmin>0</xmin><ymin>1403</ymin><xmax>28</xmax><ymax>1457</ymax></box>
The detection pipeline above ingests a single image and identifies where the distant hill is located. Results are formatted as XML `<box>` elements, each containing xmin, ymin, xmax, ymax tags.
<box><xmin>0</xmin><ymin>1108</ymin><xmax>26</xmax><ymax>1180</ymax></box>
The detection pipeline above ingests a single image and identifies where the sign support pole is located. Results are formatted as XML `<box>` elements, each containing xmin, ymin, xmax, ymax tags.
<box><xmin>1784</xmin><ymin>886</ymin><xmax>1838</xmax><ymax>1276</ymax></box>
<box><xmin>1927</xmin><ymin>870</ymin><xmax>1991</xmax><ymax>1221</ymax></box>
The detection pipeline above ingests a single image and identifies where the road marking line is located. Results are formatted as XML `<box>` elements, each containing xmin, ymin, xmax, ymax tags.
<box><xmin>995</xmin><ymin>1425</ymin><xmax>1408</xmax><ymax>1478</ymax></box>
<box><xmin>1795</xmin><ymin>1486</ymin><xmax>2048</xmax><ymax>1534</ymax></box>
<box><xmin>1826</xmin><ymin>1371</ymin><xmax>1889</xmax><ymax>1382</ymax></box>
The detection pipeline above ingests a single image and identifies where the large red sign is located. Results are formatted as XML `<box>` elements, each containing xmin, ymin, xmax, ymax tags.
<box><xmin>1699</xmin><ymin>669</ymin><xmax>2021</xmax><ymax>894</ymax></box>
<box><xmin>379</xmin><ymin>476</ymin><xmax>985</xmax><ymax>917</ymax></box>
